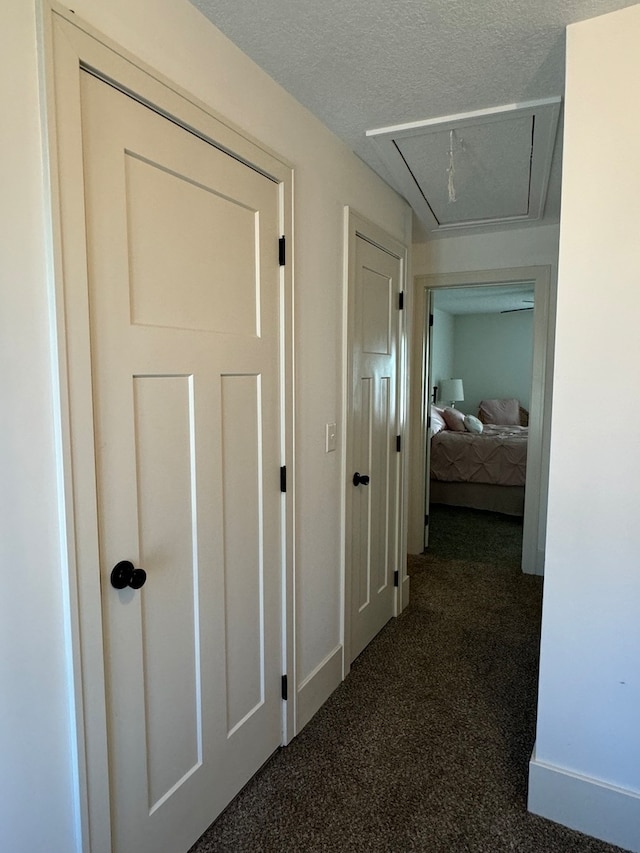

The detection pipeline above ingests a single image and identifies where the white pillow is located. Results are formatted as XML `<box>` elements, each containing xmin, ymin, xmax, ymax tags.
<box><xmin>430</xmin><ymin>405</ymin><xmax>447</xmax><ymax>434</ymax></box>
<box><xmin>464</xmin><ymin>414</ymin><xmax>483</xmax><ymax>434</ymax></box>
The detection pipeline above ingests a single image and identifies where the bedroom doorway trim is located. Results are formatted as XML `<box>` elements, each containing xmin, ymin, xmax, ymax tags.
<box><xmin>410</xmin><ymin>266</ymin><xmax>552</xmax><ymax>576</ymax></box>
<box><xmin>39</xmin><ymin>5</ymin><xmax>295</xmax><ymax>850</ymax></box>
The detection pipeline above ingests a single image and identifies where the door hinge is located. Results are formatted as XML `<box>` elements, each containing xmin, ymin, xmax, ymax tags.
<box><xmin>394</xmin><ymin>570</ymin><xmax>399</xmax><ymax>587</ymax></box>
<box><xmin>281</xmin><ymin>674</ymin><xmax>288</xmax><ymax>701</ymax></box>
<box><xmin>398</xmin><ymin>291</ymin><xmax>404</xmax><ymax>310</ymax></box>
<box><xmin>280</xmin><ymin>465</ymin><xmax>287</xmax><ymax>493</ymax></box>
<box><xmin>429</xmin><ymin>313</ymin><xmax>434</xmax><ymax>327</ymax></box>
<box><xmin>425</xmin><ymin>514</ymin><xmax>429</xmax><ymax>526</ymax></box>
<box><xmin>279</xmin><ymin>236</ymin><xmax>286</xmax><ymax>267</ymax></box>
<box><xmin>396</xmin><ymin>434</ymin><xmax>402</xmax><ymax>452</ymax></box>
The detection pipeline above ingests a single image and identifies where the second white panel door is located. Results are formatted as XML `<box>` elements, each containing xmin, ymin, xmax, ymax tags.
<box><xmin>348</xmin><ymin>234</ymin><xmax>402</xmax><ymax>663</ymax></box>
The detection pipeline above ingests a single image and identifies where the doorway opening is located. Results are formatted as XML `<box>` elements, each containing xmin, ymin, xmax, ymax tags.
<box><xmin>410</xmin><ymin>267</ymin><xmax>552</xmax><ymax>577</ymax></box>
<box><xmin>425</xmin><ymin>280</ymin><xmax>535</xmax><ymax>566</ymax></box>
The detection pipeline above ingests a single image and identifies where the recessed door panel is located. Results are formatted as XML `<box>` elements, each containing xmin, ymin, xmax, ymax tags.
<box><xmin>355</xmin><ymin>377</ymin><xmax>373</xmax><ymax>612</ymax></box>
<box><xmin>220</xmin><ymin>374</ymin><xmax>265</xmax><ymax>734</ymax></box>
<box><xmin>126</xmin><ymin>153</ymin><xmax>260</xmax><ymax>337</ymax></box>
<box><xmin>362</xmin><ymin>267</ymin><xmax>392</xmax><ymax>355</ymax></box>
<box><xmin>133</xmin><ymin>374</ymin><xmax>201</xmax><ymax>810</ymax></box>
<box><xmin>372</xmin><ymin>375</ymin><xmax>391</xmax><ymax>594</ymax></box>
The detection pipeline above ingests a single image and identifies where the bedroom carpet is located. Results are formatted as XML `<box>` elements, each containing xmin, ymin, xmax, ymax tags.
<box><xmin>189</xmin><ymin>506</ymin><xmax>625</xmax><ymax>853</ymax></box>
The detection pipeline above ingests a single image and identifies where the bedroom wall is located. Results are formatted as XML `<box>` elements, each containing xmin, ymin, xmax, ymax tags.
<box><xmin>2</xmin><ymin>1</ymin><xmax>410</xmax><ymax>850</ymax></box>
<box><xmin>452</xmin><ymin>310</ymin><xmax>534</xmax><ymax>417</ymax></box>
<box><xmin>528</xmin><ymin>6</ymin><xmax>640</xmax><ymax>852</ymax></box>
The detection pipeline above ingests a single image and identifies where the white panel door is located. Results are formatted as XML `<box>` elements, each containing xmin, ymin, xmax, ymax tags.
<box><xmin>81</xmin><ymin>72</ymin><xmax>283</xmax><ymax>853</ymax></box>
<box><xmin>348</xmin><ymin>234</ymin><xmax>401</xmax><ymax>662</ymax></box>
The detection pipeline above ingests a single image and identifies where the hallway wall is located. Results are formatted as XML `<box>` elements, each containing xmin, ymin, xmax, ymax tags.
<box><xmin>0</xmin><ymin>3</ymin><xmax>75</xmax><ymax>851</ymax></box>
<box><xmin>1</xmin><ymin>2</ymin><xmax>410</xmax><ymax>850</ymax></box>
<box><xmin>529</xmin><ymin>6</ymin><xmax>640</xmax><ymax>851</ymax></box>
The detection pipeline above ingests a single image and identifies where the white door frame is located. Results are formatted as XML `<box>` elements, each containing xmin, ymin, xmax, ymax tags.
<box><xmin>39</xmin><ymin>5</ymin><xmax>295</xmax><ymax>850</ymax></box>
<box><xmin>342</xmin><ymin>208</ymin><xmax>409</xmax><ymax>675</ymax></box>
<box><xmin>410</xmin><ymin>266</ymin><xmax>553</xmax><ymax>575</ymax></box>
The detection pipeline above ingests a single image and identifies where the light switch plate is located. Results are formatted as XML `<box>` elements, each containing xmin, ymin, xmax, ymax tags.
<box><xmin>325</xmin><ymin>422</ymin><xmax>337</xmax><ymax>453</ymax></box>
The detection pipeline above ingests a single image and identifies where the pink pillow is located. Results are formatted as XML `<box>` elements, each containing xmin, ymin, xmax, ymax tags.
<box><xmin>442</xmin><ymin>406</ymin><xmax>466</xmax><ymax>431</ymax></box>
<box><xmin>430</xmin><ymin>405</ymin><xmax>446</xmax><ymax>434</ymax></box>
<box><xmin>478</xmin><ymin>398</ymin><xmax>520</xmax><ymax>425</ymax></box>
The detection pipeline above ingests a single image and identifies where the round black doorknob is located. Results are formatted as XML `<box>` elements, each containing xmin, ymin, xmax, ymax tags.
<box><xmin>110</xmin><ymin>560</ymin><xmax>147</xmax><ymax>590</ymax></box>
<box><xmin>353</xmin><ymin>472</ymin><xmax>370</xmax><ymax>487</ymax></box>
<box><xmin>129</xmin><ymin>568</ymin><xmax>147</xmax><ymax>589</ymax></box>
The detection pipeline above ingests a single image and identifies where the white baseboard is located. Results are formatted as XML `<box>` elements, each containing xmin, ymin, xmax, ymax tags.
<box><xmin>522</xmin><ymin>549</ymin><xmax>545</xmax><ymax>576</ymax></box>
<box><xmin>296</xmin><ymin>644</ymin><xmax>343</xmax><ymax>733</ymax></box>
<box><xmin>529</xmin><ymin>751</ymin><xmax>640</xmax><ymax>853</ymax></box>
<box><xmin>401</xmin><ymin>573</ymin><xmax>410</xmax><ymax>613</ymax></box>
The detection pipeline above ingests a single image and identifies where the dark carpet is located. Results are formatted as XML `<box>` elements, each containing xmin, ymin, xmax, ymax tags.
<box><xmin>190</xmin><ymin>506</ymin><xmax>625</xmax><ymax>853</ymax></box>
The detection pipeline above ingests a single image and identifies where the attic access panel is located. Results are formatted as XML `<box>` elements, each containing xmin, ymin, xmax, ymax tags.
<box><xmin>367</xmin><ymin>98</ymin><xmax>561</xmax><ymax>234</ymax></box>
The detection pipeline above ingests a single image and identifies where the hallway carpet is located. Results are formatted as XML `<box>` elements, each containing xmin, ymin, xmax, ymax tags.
<box><xmin>190</xmin><ymin>506</ymin><xmax>625</xmax><ymax>853</ymax></box>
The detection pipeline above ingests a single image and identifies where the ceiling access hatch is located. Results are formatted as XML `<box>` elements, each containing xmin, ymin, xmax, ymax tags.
<box><xmin>367</xmin><ymin>98</ymin><xmax>561</xmax><ymax>234</ymax></box>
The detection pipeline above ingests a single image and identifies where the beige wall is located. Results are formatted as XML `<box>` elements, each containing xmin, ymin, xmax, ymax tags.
<box><xmin>529</xmin><ymin>6</ymin><xmax>640</xmax><ymax>851</ymax></box>
<box><xmin>413</xmin><ymin>223</ymin><xmax>560</xmax><ymax>277</ymax></box>
<box><xmin>0</xmin><ymin>3</ymin><xmax>79</xmax><ymax>851</ymax></box>
<box><xmin>1</xmin><ymin>2</ymin><xmax>410</xmax><ymax>849</ymax></box>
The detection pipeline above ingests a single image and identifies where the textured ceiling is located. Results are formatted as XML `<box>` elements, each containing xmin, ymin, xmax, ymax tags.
<box><xmin>190</xmin><ymin>0</ymin><xmax>637</xmax><ymax>236</ymax></box>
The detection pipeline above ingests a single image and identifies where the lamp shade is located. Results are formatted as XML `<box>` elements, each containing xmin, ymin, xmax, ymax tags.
<box><xmin>439</xmin><ymin>378</ymin><xmax>464</xmax><ymax>404</ymax></box>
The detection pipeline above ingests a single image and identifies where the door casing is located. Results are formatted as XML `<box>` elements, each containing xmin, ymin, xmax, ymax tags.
<box><xmin>39</xmin><ymin>5</ymin><xmax>295</xmax><ymax>850</ymax></box>
<box><xmin>342</xmin><ymin>208</ymin><xmax>409</xmax><ymax>675</ymax></box>
<box><xmin>410</xmin><ymin>266</ymin><xmax>553</xmax><ymax>575</ymax></box>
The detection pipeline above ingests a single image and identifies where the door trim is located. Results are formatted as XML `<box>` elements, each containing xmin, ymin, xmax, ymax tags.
<box><xmin>342</xmin><ymin>208</ymin><xmax>409</xmax><ymax>676</ymax></box>
<box><xmin>39</xmin><ymin>5</ymin><xmax>295</xmax><ymax>850</ymax></box>
<box><xmin>409</xmin><ymin>266</ymin><xmax>553</xmax><ymax>575</ymax></box>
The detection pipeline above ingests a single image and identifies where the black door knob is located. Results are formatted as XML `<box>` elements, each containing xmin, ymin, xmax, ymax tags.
<box><xmin>111</xmin><ymin>560</ymin><xmax>147</xmax><ymax>590</ymax></box>
<box><xmin>353</xmin><ymin>472</ymin><xmax>370</xmax><ymax>487</ymax></box>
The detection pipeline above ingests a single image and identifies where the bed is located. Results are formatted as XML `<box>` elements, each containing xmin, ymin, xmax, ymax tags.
<box><xmin>428</xmin><ymin>399</ymin><xmax>528</xmax><ymax>516</ymax></box>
